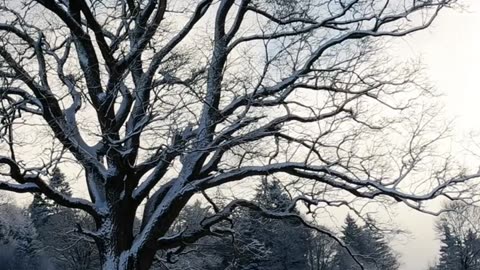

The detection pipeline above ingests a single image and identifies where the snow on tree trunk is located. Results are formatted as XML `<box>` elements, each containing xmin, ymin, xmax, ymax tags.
<box><xmin>100</xmin><ymin>247</ymin><xmax>156</xmax><ymax>270</ymax></box>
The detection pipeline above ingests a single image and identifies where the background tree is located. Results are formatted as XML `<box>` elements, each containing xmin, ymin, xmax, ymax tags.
<box><xmin>332</xmin><ymin>214</ymin><xmax>399</xmax><ymax>270</ymax></box>
<box><xmin>306</xmin><ymin>229</ymin><xmax>337</xmax><ymax>270</ymax></box>
<box><xmin>164</xmin><ymin>182</ymin><xmax>398</xmax><ymax>270</ymax></box>
<box><xmin>0</xmin><ymin>0</ymin><xmax>477</xmax><ymax>269</ymax></box>
<box><xmin>29</xmin><ymin>168</ymin><xmax>72</xmax><ymax>226</ymax></box>
<box><xmin>333</xmin><ymin>214</ymin><xmax>364</xmax><ymax>270</ymax></box>
<box><xmin>164</xmin><ymin>181</ymin><xmax>311</xmax><ymax>270</ymax></box>
<box><xmin>29</xmin><ymin>169</ymin><xmax>100</xmax><ymax>270</ymax></box>
<box><xmin>0</xmin><ymin>200</ymin><xmax>50</xmax><ymax>270</ymax></box>
<box><xmin>432</xmin><ymin>202</ymin><xmax>480</xmax><ymax>270</ymax></box>
<box><xmin>229</xmin><ymin>180</ymin><xmax>310</xmax><ymax>270</ymax></box>
<box><xmin>436</xmin><ymin>224</ymin><xmax>462</xmax><ymax>270</ymax></box>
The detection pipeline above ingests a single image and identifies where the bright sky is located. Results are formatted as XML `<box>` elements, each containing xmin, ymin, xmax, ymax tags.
<box><xmin>392</xmin><ymin>1</ymin><xmax>480</xmax><ymax>269</ymax></box>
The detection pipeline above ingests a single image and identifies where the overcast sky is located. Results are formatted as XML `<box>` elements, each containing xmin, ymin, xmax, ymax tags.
<box><xmin>391</xmin><ymin>1</ymin><xmax>480</xmax><ymax>269</ymax></box>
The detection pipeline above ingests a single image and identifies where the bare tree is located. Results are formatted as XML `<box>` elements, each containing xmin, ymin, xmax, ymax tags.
<box><xmin>0</xmin><ymin>0</ymin><xmax>477</xmax><ymax>269</ymax></box>
<box><xmin>432</xmin><ymin>202</ymin><xmax>480</xmax><ymax>270</ymax></box>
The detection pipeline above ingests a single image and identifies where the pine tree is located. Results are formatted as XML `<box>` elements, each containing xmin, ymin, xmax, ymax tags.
<box><xmin>50</xmin><ymin>168</ymin><xmax>72</xmax><ymax>197</ymax></box>
<box><xmin>13</xmin><ymin>217</ymin><xmax>44</xmax><ymax>270</ymax></box>
<box><xmin>28</xmin><ymin>193</ymin><xmax>50</xmax><ymax>227</ymax></box>
<box><xmin>332</xmin><ymin>214</ymin><xmax>365</xmax><ymax>270</ymax></box>
<box><xmin>332</xmin><ymin>215</ymin><xmax>399</xmax><ymax>270</ymax></box>
<box><xmin>436</xmin><ymin>223</ymin><xmax>462</xmax><ymax>270</ymax></box>
<box><xmin>165</xmin><ymin>180</ymin><xmax>311</xmax><ymax>270</ymax></box>
<box><xmin>233</xmin><ymin>180</ymin><xmax>310</xmax><ymax>270</ymax></box>
<box><xmin>362</xmin><ymin>217</ymin><xmax>399</xmax><ymax>270</ymax></box>
<box><xmin>29</xmin><ymin>168</ymin><xmax>72</xmax><ymax>226</ymax></box>
<box><xmin>28</xmin><ymin>169</ymin><xmax>100</xmax><ymax>270</ymax></box>
<box><xmin>255</xmin><ymin>180</ymin><xmax>291</xmax><ymax>211</ymax></box>
<box><xmin>0</xmin><ymin>203</ymin><xmax>47</xmax><ymax>270</ymax></box>
<box><xmin>432</xmin><ymin>202</ymin><xmax>480</xmax><ymax>270</ymax></box>
<box><xmin>162</xmin><ymin>201</ymin><xmax>234</xmax><ymax>270</ymax></box>
<box><xmin>461</xmin><ymin>229</ymin><xmax>480</xmax><ymax>269</ymax></box>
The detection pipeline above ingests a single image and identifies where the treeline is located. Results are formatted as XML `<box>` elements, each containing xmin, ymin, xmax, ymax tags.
<box><xmin>159</xmin><ymin>181</ymin><xmax>399</xmax><ymax>270</ymax></box>
<box><xmin>0</xmin><ymin>171</ymin><xmax>400</xmax><ymax>270</ymax></box>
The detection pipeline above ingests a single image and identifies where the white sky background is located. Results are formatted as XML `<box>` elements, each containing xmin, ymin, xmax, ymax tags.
<box><xmin>391</xmin><ymin>1</ymin><xmax>480</xmax><ymax>269</ymax></box>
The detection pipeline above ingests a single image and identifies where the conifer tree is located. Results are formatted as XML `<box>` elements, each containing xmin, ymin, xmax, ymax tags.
<box><xmin>362</xmin><ymin>217</ymin><xmax>400</xmax><ymax>270</ymax></box>
<box><xmin>436</xmin><ymin>224</ymin><xmax>459</xmax><ymax>270</ymax></box>
<box><xmin>0</xmin><ymin>203</ymin><xmax>46</xmax><ymax>270</ymax></box>
<box><xmin>332</xmin><ymin>214</ymin><xmax>365</xmax><ymax>270</ymax></box>
<box><xmin>28</xmin><ymin>193</ymin><xmax>50</xmax><ymax>227</ymax></box>
<box><xmin>435</xmin><ymin>225</ymin><xmax>480</xmax><ymax>270</ymax></box>
<box><xmin>332</xmin><ymin>215</ymin><xmax>399</xmax><ymax>270</ymax></box>
<box><xmin>232</xmin><ymin>180</ymin><xmax>310</xmax><ymax>270</ymax></box>
<box><xmin>165</xmin><ymin>180</ymin><xmax>311</xmax><ymax>270</ymax></box>
<box><xmin>50</xmin><ymin>168</ymin><xmax>71</xmax><ymax>193</ymax></box>
<box><xmin>461</xmin><ymin>229</ymin><xmax>480</xmax><ymax>269</ymax></box>
<box><xmin>29</xmin><ymin>168</ymin><xmax>73</xmax><ymax>226</ymax></box>
<box><xmin>28</xmin><ymin>169</ymin><xmax>100</xmax><ymax>270</ymax></box>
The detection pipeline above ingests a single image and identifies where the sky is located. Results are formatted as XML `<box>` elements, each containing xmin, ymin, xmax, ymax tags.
<box><xmin>390</xmin><ymin>1</ymin><xmax>480</xmax><ymax>269</ymax></box>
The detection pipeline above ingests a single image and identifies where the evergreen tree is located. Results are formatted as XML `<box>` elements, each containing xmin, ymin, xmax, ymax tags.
<box><xmin>50</xmin><ymin>168</ymin><xmax>72</xmax><ymax>197</ymax></box>
<box><xmin>332</xmin><ymin>215</ymin><xmax>399</xmax><ymax>270</ymax></box>
<box><xmin>332</xmin><ymin>214</ymin><xmax>365</xmax><ymax>270</ymax></box>
<box><xmin>435</xmin><ymin>225</ymin><xmax>480</xmax><ymax>270</ymax></box>
<box><xmin>165</xmin><ymin>180</ymin><xmax>311</xmax><ymax>270</ymax></box>
<box><xmin>255</xmin><ymin>180</ymin><xmax>291</xmax><ymax>211</ymax></box>
<box><xmin>436</xmin><ymin>223</ymin><xmax>462</xmax><ymax>270</ymax></box>
<box><xmin>28</xmin><ymin>169</ymin><xmax>100</xmax><ymax>270</ymax></box>
<box><xmin>29</xmin><ymin>193</ymin><xmax>50</xmax><ymax>227</ymax></box>
<box><xmin>362</xmin><ymin>217</ymin><xmax>400</xmax><ymax>270</ymax></box>
<box><xmin>231</xmin><ymin>180</ymin><xmax>310</xmax><ymax>270</ymax></box>
<box><xmin>461</xmin><ymin>229</ymin><xmax>480</xmax><ymax>269</ymax></box>
<box><xmin>162</xmin><ymin>201</ymin><xmax>233</xmax><ymax>270</ymax></box>
<box><xmin>432</xmin><ymin>202</ymin><xmax>480</xmax><ymax>270</ymax></box>
<box><xmin>0</xmin><ymin>203</ymin><xmax>48</xmax><ymax>270</ymax></box>
<box><xmin>29</xmin><ymin>168</ymin><xmax>72</xmax><ymax>226</ymax></box>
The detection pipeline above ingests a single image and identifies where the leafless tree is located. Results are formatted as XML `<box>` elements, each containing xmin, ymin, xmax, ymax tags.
<box><xmin>0</xmin><ymin>0</ymin><xmax>477</xmax><ymax>269</ymax></box>
<box><xmin>438</xmin><ymin>201</ymin><xmax>480</xmax><ymax>237</ymax></box>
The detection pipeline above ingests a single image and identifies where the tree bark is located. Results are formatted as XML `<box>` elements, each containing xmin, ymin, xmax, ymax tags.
<box><xmin>98</xmin><ymin>238</ymin><xmax>157</xmax><ymax>270</ymax></box>
<box><xmin>97</xmin><ymin>199</ymin><xmax>157</xmax><ymax>270</ymax></box>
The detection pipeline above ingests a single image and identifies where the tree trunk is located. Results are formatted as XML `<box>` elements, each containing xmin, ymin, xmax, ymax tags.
<box><xmin>97</xmin><ymin>200</ymin><xmax>156</xmax><ymax>270</ymax></box>
<box><xmin>98</xmin><ymin>231</ymin><xmax>157</xmax><ymax>270</ymax></box>
<box><xmin>100</xmin><ymin>252</ymin><xmax>155</xmax><ymax>270</ymax></box>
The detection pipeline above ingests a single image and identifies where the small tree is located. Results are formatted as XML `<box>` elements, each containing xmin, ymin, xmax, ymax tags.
<box><xmin>49</xmin><ymin>168</ymin><xmax>72</xmax><ymax>201</ymax></box>
<box><xmin>461</xmin><ymin>230</ymin><xmax>480</xmax><ymax>269</ymax></box>
<box><xmin>29</xmin><ymin>168</ymin><xmax>72</xmax><ymax>226</ymax></box>
<box><xmin>333</xmin><ymin>214</ymin><xmax>364</xmax><ymax>270</ymax></box>
<box><xmin>29</xmin><ymin>193</ymin><xmax>51</xmax><ymax>227</ymax></box>
<box><xmin>161</xmin><ymin>201</ymin><xmax>232</xmax><ymax>270</ymax></box>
